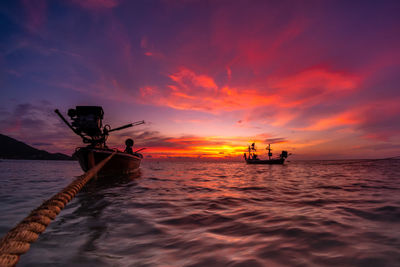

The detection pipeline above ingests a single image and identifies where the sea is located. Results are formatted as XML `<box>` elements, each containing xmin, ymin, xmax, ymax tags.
<box><xmin>0</xmin><ymin>159</ymin><xmax>399</xmax><ymax>267</ymax></box>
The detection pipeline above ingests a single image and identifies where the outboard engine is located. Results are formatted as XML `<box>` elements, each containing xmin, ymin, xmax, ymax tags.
<box><xmin>68</xmin><ymin>106</ymin><xmax>104</xmax><ymax>138</ymax></box>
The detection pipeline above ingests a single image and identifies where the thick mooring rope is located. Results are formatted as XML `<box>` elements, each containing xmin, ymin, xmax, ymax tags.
<box><xmin>0</xmin><ymin>151</ymin><xmax>116</xmax><ymax>267</ymax></box>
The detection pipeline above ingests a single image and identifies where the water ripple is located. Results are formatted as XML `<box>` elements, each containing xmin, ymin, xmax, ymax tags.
<box><xmin>0</xmin><ymin>159</ymin><xmax>399</xmax><ymax>266</ymax></box>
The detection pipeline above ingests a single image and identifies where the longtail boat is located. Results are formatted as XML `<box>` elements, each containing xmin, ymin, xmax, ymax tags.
<box><xmin>244</xmin><ymin>143</ymin><xmax>289</xmax><ymax>164</ymax></box>
<box><xmin>55</xmin><ymin>106</ymin><xmax>145</xmax><ymax>175</ymax></box>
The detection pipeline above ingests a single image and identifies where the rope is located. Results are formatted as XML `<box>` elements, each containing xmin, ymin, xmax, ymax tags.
<box><xmin>0</xmin><ymin>151</ymin><xmax>117</xmax><ymax>267</ymax></box>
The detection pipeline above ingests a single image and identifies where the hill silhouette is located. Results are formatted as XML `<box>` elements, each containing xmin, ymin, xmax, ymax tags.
<box><xmin>0</xmin><ymin>133</ymin><xmax>73</xmax><ymax>160</ymax></box>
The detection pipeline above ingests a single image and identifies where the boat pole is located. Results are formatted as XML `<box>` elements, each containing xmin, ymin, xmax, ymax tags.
<box><xmin>0</xmin><ymin>151</ymin><xmax>117</xmax><ymax>267</ymax></box>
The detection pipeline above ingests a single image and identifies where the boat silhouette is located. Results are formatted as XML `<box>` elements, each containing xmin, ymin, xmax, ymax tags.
<box><xmin>55</xmin><ymin>106</ymin><xmax>145</xmax><ymax>176</ymax></box>
<box><xmin>244</xmin><ymin>143</ymin><xmax>289</xmax><ymax>164</ymax></box>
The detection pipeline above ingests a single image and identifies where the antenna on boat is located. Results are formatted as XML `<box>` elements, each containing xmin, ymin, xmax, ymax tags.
<box><xmin>107</xmin><ymin>120</ymin><xmax>145</xmax><ymax>133</ymax></box>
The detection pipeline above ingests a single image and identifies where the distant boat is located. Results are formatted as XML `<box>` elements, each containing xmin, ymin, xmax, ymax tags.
<box><xmin>55</xmin><ymin>106</ymin><xmax>145</xmax><ymax>176</ymax></box>
<box><xmin>244</xmin><ymin>143</ymin><xmax>289</xmax><ymax>164</ymax></box>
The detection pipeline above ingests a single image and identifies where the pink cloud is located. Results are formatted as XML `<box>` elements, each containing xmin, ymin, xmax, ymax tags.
<box><xmin>297</xmin><ymin>111</ymin><xmax>361</xmax><ymax>131</ymax></box>
<box><xmin>139</xmin><ymin>68</ymin><xmax>278</xmax><ymax>112</ymax></box>
<box><xmin>169</xmin><ymin>68</ymin><xmax>218</xmax><ymax>90</ymax></box>
<box><xmin>271</xmin><ymin>67</ymin><xmax>360</xmax><ymax>107</ymax></box>
<box><xmin>70</xmin><ymin>0</ymin><xmax>120</xmax><ymax>10</ymax></box>
<box><xmin>138</xmin><ymin>66</ymin><xmax>359</xmax><ymax>117</ymax></box>
<box><xmin>290</xmin><ymin>98</ymin><xmax>400</xmax><ymax>142</ymax></box>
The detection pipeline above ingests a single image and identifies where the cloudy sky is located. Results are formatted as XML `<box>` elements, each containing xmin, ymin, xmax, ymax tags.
<box><xmin>1</xmin><ymin>0</ymin><xmax>399</xmax><ymax>159</ymax></box>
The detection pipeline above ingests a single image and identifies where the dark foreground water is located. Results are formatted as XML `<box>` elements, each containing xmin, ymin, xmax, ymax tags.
<box><xmin>0</xmin><ymin>159</ymin><xmax>399</xmax><ymax>267</ymax></box>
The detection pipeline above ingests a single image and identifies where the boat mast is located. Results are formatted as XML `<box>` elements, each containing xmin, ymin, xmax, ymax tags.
<box><xmin>267</xmin><ymin>144</ymin><xmax>272</xmax><ymax>160</ymax></box>
<box><xmin>251</xmin><ymin>143</ymin><xmax>256</xmax><ymax>159</ymax></box>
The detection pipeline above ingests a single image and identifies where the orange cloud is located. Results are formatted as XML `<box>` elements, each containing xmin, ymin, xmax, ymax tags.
<box><xmin>271</xmin><ymin>67</ymin><xmax>359</xmax><ymax>107</ymax></box>
<box><xmin>169</xmin><ymin>68</ymin><xmax>218</xmax><ymax>90</ymax></box>
<box><xmin>139</xmin><ymin>66</ymin><xmax>359</xmax><ymax>115</ymax></box>
<box><xmin>298</xmin><ymin>111</ymin><xmax>361</xmax><ymax>131</ymax></box>
<box><xmin>139</xmin><ymin>68</ymin><xmax>278</xmax><ymax>112</ymax></box>
<box><xmin>296</xmin><ymin>98</ymin><xmax>400</xmax><ymax>138</ymax></box>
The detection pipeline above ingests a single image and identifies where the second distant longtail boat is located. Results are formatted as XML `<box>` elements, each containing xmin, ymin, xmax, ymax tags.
<box><xmin>244</xmin><ymin>143</ymin><xmax>289</xmax><ymax>164</ymax></box>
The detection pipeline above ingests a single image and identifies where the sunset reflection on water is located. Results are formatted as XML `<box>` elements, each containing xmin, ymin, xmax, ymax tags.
<box><xmin>0</xmin><ymin>159</ymin><xmax>399</xmax><ymax>266</ymax></box>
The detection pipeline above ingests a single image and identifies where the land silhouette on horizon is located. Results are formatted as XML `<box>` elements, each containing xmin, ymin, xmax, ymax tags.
<box><xmin>0</xmin><ymin>133</ymin><xmax>73</xmax><ymax>160</ymax></box>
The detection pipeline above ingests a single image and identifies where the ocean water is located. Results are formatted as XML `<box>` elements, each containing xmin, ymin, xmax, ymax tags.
<box><xmin>0</xmin><ymin>159</ymin><xmax>399</xmax><ymax>267</ymax></box>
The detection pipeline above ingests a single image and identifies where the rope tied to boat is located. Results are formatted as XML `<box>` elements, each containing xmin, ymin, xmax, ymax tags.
<box><xmin>0</xmin><ymin>151</ymin><xmax>117</xmax><ymax>267</ymax></box>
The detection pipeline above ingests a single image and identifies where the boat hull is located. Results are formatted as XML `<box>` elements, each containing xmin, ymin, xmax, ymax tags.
<box><xmin>246</xmin><ymin>158</ymin><xmax>285</xmax><ymax>164</ymax></box>
<box><xmin>73</xmin><ymin>147</ymin><xmax>142</xmax><ymax>176</ymax></box>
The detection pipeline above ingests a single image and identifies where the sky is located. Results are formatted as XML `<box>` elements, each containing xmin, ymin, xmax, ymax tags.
<box><xmin>1</xmin><ymin>0</ymin><xmax>400</xmax><ymax>160</ymax></box>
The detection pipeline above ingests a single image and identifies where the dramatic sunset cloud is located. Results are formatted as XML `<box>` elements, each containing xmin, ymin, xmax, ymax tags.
<box><xmin>1</xmin><ymin>0</ymin><xmax>400</xmax><ymax>159</ymax></box>
<box><xmin>139</xmin><ymin>68</ymin><xmax>277</xmax><ymax>112</ymax></box>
